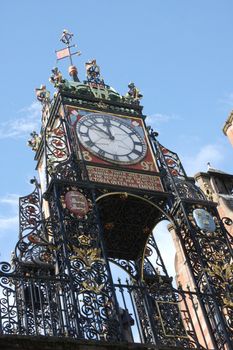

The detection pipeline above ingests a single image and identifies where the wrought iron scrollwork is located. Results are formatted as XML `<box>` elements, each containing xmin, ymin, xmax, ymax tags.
<box><xmin>150</xmin><ymin>136</ymin><xmax>206</xmax><ymax>201</ymax></box>
<box><xmin>108</xmin><ymin>258</ymin><xmax>138</xmax><ymax>279</ymax></box>
<box><xmin>173</xmin><ymin>178</ymin><xmax>206</xmax><ymax>201</ymax></box>
<box><xmin>47</xmin><ymin>184</ymin><xmax>121</xmax><ymax>341</ymax></box>
<box><xmin>45</xmin><ymin>117</ymin><xmax>69</xmax><ymax>177</ymax></box>
<box><xmin>159</xmin><ymin>145</ymin><xmax>187</xmax><ymax>178</ymax></box>
<box><xmin>175</xmin><ymin>203</ymin><xmax>233</xmax><ymax>348</ymax></box>
<box><xmin>16</xmin><ymin>179</ymin><xmax>55</xmax><ymax>268</ymax></box>
<box><xmin>221</xmin><ymin>216</ymin><xmax>233</xmax><ymax>245</ymax></box>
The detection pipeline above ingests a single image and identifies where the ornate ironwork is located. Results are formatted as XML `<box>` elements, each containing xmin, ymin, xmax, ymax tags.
<box><xmin>0</xmin><ymin>174</ymin><xmax>211</xmax><ymax>347</ymax></box>
<box><xmin>150</xmin><ymin>131</ymin><xmax>233</xmax><ymax>349</ymax></box>
<box><xmin>221</xmin><ymin>216</ymin><xmax>233</xmax><ymax>245</ymax></box>
<box><xmin>45</xmin><ymin>116</ymin><xmax>70</xmax><ymax>178</ymax></box>
<box><xmin>159</xmin><ymin>144</ymin><xmax>187</xmax><ymax>178</ymax></box>
<box><xmin>174</xmin><ymin>203</ymin><xmax>233</xmax><ymax>347</ymax></box>
<box><xmin>173</xmin><ymin>178</ymin><xmax>206</xmax><ymax>200</ymax></box>
<box><xmin>45</xmin><ymin>183</ymin><xmax>122</xmax><ymax>341</ymax></box>
<box><xmin>150</xmin><ymin>139</ymin><xmax>206</xmax><ymax>200</ymax></box>
<box><xmin>2</xmin><ymin>31</ymin><xmax>233</xmax><ymax>349</ymax></box>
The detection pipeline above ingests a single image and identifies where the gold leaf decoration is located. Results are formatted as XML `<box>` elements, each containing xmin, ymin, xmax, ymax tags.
<box><xmin>72</xmin><ymin>247</ymin><xmax>104</xmax><ymax>266</ymax></box>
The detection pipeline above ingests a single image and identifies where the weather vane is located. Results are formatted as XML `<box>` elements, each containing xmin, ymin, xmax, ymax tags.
<box><xmin>55</xmin><ymin>29</ymin><xmax>81</xmax><ymax>81</ymax></box>
<box><xmin>60</xmin><ymin>29</ymin><xmax>73</xmax><ymax>45</ymax></box>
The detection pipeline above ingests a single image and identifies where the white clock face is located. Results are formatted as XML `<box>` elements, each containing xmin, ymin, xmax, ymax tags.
<box><xmin>76</xmin><ymin>113</ymin><xmax>147</xmax><ymax>164</ymax></box>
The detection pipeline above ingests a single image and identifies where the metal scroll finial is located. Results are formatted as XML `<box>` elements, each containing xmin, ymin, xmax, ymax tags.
<box><xmin>55</xmin><ymin>29</ymin><xmax>81</xmax><ymax>82</ymax></box>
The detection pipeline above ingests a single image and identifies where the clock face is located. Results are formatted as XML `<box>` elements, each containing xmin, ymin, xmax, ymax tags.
<box><xmin>76</xmin><ymin>113</ymin><xmax>147</xmax><ymax>164</ymax></box>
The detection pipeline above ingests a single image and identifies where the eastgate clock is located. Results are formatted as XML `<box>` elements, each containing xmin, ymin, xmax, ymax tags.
<box><xmin>76</xmin><ymin>113</ymin><xmax>147</xmax><ymax>165</ymax></box>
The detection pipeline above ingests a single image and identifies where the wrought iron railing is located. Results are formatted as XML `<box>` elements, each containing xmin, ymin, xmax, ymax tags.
<box><xmin>0</xmin><ymin>262</ymin><xmax>215</xmax><ymax>349</ymax></box>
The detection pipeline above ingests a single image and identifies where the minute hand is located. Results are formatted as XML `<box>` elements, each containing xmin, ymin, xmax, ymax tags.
<box><xmin>91</xmin><ymin>124</ymin><xmax>110</xmax><ymax>137</ymax></box>
<box><xmin>103</xmin><ymin>120</ymin><xmax>115</xmax><ymax>140</ymax></box>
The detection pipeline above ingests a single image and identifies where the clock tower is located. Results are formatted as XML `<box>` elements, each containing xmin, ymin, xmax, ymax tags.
<box><xmin>0</xmin><ymin>31</ymin><xmax>232</xmax><ymax>350</ymax></box>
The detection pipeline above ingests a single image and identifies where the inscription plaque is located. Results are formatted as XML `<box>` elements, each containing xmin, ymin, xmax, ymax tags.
<box><xmin>87</xmin><ymin>166</ymin><xmax>163</xmax><ymax>192</ymax></box>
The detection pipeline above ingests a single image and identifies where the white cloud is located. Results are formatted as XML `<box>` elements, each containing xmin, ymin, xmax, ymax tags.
<box><xmin>0</xmin><ymin>194</ymin><xmax>19</xmax><ymax>234</ymax></box>
<box><xmin>0</xmin><ymin>194</ymin><xmax>19</xmax><ymax>208</ymax></box>
<box><xmin>182</xmin><ymin>143</ymin><xmax>226</xmax><ymax>176</ymax></box>
<box><xmin>146</xmin><ymin>113</ymin><xmax>181</xmax><ymax>126</ymax></box>
<box><xmin>0</xmin><ymin>101</ymin><xmax>41</xmax><ymax>139</ymax></box>
<box><xmin>0</xmin><ymin>216</ymin><xmax>18</xmax><ymax>231</ymax></box>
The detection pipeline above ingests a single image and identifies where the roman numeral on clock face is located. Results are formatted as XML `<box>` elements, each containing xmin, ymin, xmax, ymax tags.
<box><xmin>132</xmin><ymin>149</ymin><xmax>142</xmax><ymax>156</ymax></box>
<box><xmin>86</xmin><ymin>140</ymin><xmax>95</xmax><ymax>147</ymax></box>
<box><xmin>98</xmin><ymin>149</ymin><xmax>105</xmax><ymax>157</ymax></box>
<box><xmin>80</xmin><ymin>132</ymin><xmax>88</xmax><ymax>137</ymax></box>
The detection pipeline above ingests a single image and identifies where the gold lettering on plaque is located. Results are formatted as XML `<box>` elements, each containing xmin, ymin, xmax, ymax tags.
<box><xmin>87</xmin><ymin>166</ymin><xmax>163</xmax><ymax>192</ymax></box>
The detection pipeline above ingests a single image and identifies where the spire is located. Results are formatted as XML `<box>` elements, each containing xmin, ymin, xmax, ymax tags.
<box><xmin>55</xmin><ymin>29</ymin><xmax>81</xmax><ymax>82</ymax></box>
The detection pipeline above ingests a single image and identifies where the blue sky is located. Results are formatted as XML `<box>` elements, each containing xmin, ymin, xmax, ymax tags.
<box><xmin>0</xmin><ymin>1</ymin><xmax>233</xmax><ymax>273</ymax></box>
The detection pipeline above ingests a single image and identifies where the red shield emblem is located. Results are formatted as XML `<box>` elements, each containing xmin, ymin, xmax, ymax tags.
<box><xmin>65</xmin><ymin>191</ymin><xmax>89</xmax><ymax>218</ymax></box>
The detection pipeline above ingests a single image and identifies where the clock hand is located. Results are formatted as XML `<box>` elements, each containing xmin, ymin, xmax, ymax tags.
<box><xmin>91</xmin><ymin>125</ymin><xmax>110</xmax><ymax>137</ymax></box>
<box><xmin>103</xmin><ymin>120</ymin><xmax>115</xmax><ymax>140</ymax></box>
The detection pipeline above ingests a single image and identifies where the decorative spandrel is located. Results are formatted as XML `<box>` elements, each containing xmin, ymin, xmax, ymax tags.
<box><xmin>159</xmin><ymin>144</ymin><xmax>187</xmax><ymax>178</ymax></box>
<box><xmin>149</xmin><ymin>132</ymin><xmax>206</xmax><ymax>200</ymax></box>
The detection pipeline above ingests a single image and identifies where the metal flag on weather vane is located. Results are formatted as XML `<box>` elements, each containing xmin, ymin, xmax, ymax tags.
<box><xmin>55</xmin><ymin>30</ymin><xmax>81</xmax><ymax>63</ymax></box>
<box><xmin>56</xmin><ymin>47</ymin><xmax>70</xmax><ymax>60</ymax></box>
